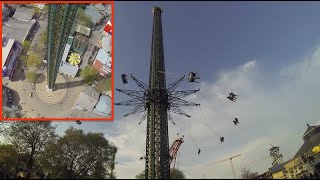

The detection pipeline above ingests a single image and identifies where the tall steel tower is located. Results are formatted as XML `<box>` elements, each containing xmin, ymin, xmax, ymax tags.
<box><xmin>115</xmin><ymin>6</ymin><xmax>200</xmax><ymax>179</ymax></box>
<box><xmin>47</xmin><ymin>4</ymin><xmax>78</xmax><ymax>90</ymax></box>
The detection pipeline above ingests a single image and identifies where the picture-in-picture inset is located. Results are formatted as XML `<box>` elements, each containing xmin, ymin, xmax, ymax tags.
<box><xmin>2</xmin><ymin>2</ymin><xmax>114</xmax><ymax>120</ymax></box>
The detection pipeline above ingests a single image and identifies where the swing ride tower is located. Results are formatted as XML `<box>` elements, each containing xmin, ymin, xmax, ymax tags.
<box><xmin>115</xmin><ymin>6</ymin><xmax>200</xmax><ymax>179</ymax></box>
<box><xmin>47</xmin><ymin>4</ymin><xmax>78</xmax><ymax>90</ymax></box>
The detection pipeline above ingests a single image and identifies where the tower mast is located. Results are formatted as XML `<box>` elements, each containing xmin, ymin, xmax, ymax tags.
<box><xmin>145</xmin><ymin>6</ymin><xmax>170</xmax><ymax>179</ymax></box>
<box><xmin>115</xmin><ymin>6</ymin><xmax>200</xmax><ymax>179</ymax></box>
<box><xmin>47</xmin><ymin>4</ymin><xmax>78</xmax><ymax>90</ymax></box>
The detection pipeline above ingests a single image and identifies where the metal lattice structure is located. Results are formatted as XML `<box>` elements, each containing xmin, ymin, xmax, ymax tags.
<box><xmin>115</xmin><ymin>6</ymin><xmax>200</xmax><ymax>179</ymax></box>
<box><xmin>47</xmin><ymin>4</ymin><xmax>78</xmax><ymax>89</ymax></box>
<box><xmin>269</xmin><ymin>145</ymin><xmax>283</xmax><ymax>166</ymax></box>
<box><xmin>169</xmin><ymin>136</ymin><xmax>184</xmax><ymax>169</ymax></box>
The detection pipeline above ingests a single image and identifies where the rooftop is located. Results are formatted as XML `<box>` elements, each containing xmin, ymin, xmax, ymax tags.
<box><xmin>2</xmin><ymin>35</ymin><xmax>16</xmax><ymax>69</ymax></box>
<box><xmin>268</xmin><ymin>161</ymin><xmax>287</xmax><ymax>174</ymax></box>
<box><xmin>295</xmin><ymin>125</ymin><xmax>320</xmax><ymax>158</ymax></box>
<box><xmin>101</xmin><ymin>34</ymin><xmax>111</xmax><ymax>53</ymax></box>
<box><xmin>93</xmin><ymin>95</ymin><xmax>111</xmax><ymax>116</ymax></box>
<box><xmin>72</xmin><ymin>34</ymin><xmax>88</xmax><ymax>55</ymax></box>
<box><xmin>13</xmin><ymin>6</ymin><xmax>34</xmax><ymax>21</ymax></box>
<box><xmin>76</xmin><ymin>24</ymin><xmax>91</xmax><ymax>37</ymax></box>
<box><xmin>3</xmin><ymin>18</ymin><xmax>36</xmax><ymax>43</ymax></box>
<box><xmin>103</xmin><ymin>20</ymin><xmax>112</xmax><ymax>35</ymax></box>
<box><xmin>93</xmin><ymin>59</ymin><xmax>111</xmax><ymax>76</ymax></box>
<box><xmin>94</xmin><ymin>4</ymin><xmax>106</xmax><ymax>11</ymax></box>
<box><xmin>303</xmin><ymin>125</ymin><xmax>318</xmax><ymax>138</ymax></box>
<box><xmin>61</xmin><ymin>36</ymin><xmax>74</xmax><ymax>63</ymax></box>
<box><xmin>96</xmin><ymin>49</ymin><xmax>111</xmax><ymax>65</ymax></box>
<box><xmin>74</xmin><ymin>86</ymin><xmax>100</xmax><ymax>111</ymax></box>
<box><xmin>59</xmin><ymin>61</ymin><xmax>79</xmax><ymax>77</ymax></box>
<box><xmin>84</xmin><ymin>5</ymin><xmax>103</xmax><ymax>24</ymax></box>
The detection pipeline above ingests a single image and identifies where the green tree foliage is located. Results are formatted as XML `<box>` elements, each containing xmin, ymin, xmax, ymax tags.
<box><xmin>78</xmin><ymin>4</ymin><xmax>89</xmax><ymax>10</ymax></box>
<box><xmin>135</xmin><ymin>168</ymin><xmax>186</xmax><ymax>179</ymax></box>
<box><xmin>240</xmin><ymin>168</ymin><xmax>259</xmax><ymax>179</ymax></box>
<box><xmin>3</xmin><ymin>121</ymin><xmax>57</xmax><ymax>179</ymax></box>
<box><xmin>40</xmin><ymin>128</ymin><xmax>117</xmax><ymax>179</ymax></box>
<box><xmin>80</xmin><ymin>66</ymin><xmax>99</xmax><ymax>85</ymax></box>
<box><xmin>0</xmin><ymin>144</ymin><xmax>20</xmax><ymax>179</ymax></box>
<box><xmin>75</xmin><ymin>8</ymin><xmax>93</xmax><ymax>27</ymax></box>
<box><xmin>27</xmin><ymin>52</ymin><xmax>42</xmax><ymax>67</ymax></box>
<box><xmin>96</xmin><ymin>77</ymin><xmax>111</xmax><ymax>93</ymax></box>
<box><xmin>19</xmin><ymin>55</ymin><xmax>27</xmax><ymax>63</ymax></box>
<box><xmin>33</xmin><ymin>7</ymin><xmax>40</xmax><ymax>15</ymax></box>
<box><xmin>43</xmin><ymin>5</ymin><xmax>49</xmax><ymax>12</ymax></box>
<box><xmin>39</xmin><ymin>30</ymin><xmax>47</xmax><ymax>46</ymax></box>
<box><xmin>0</xmin><ymin>122</ymin><xmax>118</xmax><ymax>179</ymax></box>
<box><xmin>26</xmin><ymin>71</ymin><xmax>38</xmax><ymax>83</ymax></box>
<box><xmin>22</xmin><ymin>40</ymin><xmax>31</xmax><ymax>55</ymax></box>
<box><xmin>171</xmin><ymin>168</ymin><xmax>186</xmax><ymax>179</ymax></box>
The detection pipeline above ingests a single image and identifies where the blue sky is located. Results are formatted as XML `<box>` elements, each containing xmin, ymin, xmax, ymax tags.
<box><xmin>114</xmin><ymin>1</ymin><xmax>320</xmax><ymax>86</ymax></box>
<box><xmin>53</xmin><ymin>2</ymin><xmax>320</xmax><ymax>179</ymax></box>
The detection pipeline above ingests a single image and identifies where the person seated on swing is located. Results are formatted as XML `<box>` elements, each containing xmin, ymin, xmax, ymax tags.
<box><xmin>229</xmin><ymin>92</ymin><xmax>237</xmax><ymax>98</ymax></box>
<box><xmin>227</xmin><ymin>92</ymin><xmax>238</xmax><ymax>102</ymax></box>
<box><xmin>188</xmin><ymin>72</ymin><xmax>200</xmax><ymax>82</ymax></box>
<box><xmin>233</xmin><ymin>118</ymin><xmax>239</xmax><ymax>125</ymax></box>
<box><xmin>121</xmin><ymin>74</ymin><xmax>128</xmax><ymax>84</ymax></box>
<box><xmin>220</xmin><ymin>137</ymin><xmax>224</xmax><ymax>143</ymax></box>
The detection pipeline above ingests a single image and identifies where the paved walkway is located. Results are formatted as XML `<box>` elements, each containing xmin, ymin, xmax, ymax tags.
<box><xmin>35</xmin><ymin>74</ymin><xmax>67</xmax><ymax>104</ymax></box>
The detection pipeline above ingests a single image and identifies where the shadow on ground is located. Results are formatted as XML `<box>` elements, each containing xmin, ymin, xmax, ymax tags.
<box><xmin>36</xmin><ymin>73</ymin><xmax>46</xmax><ymax>83</ymax></box>
<box><xmin>55</xmin><ymin>79</ymin><xmax>84</xmax><ymax>90</ymax></box>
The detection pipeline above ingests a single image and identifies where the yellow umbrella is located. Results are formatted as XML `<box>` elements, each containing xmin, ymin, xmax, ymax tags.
<box><xmin>312</xmin><ymin>145</ymin><xmax>320</xmax><ymax>153</ymax></box>
<box><xmin>68</xmin><ymin>53</ymin><xmax>81</xmax><ymax>66</ymax></box>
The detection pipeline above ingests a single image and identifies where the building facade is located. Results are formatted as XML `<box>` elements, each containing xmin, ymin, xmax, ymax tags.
<box><xmin>283</xmin><ymin>125</ymin><xmax>320</xmax><ymax>179</ymax></box>
<box><xmin>268</xmin><ymin>124</ymin><xmax>320</xmax><ymax>179</ymax></box>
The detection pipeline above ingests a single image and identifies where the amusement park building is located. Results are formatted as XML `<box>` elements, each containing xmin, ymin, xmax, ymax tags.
<box><xmin>267</xmin><ymin>124</ymin><xmax>320</xmax><ymax>179</ymax></box>
<box><xmin>2</xmin><ymin>35</ymin><xmax>22</xmax><ymax>81</ymax></box>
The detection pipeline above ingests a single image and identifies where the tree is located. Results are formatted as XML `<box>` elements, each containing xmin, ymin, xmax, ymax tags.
<box><xmin>39</xmin><ymin>128</ymin><xmax>117</xmax><ymax>179</ymax></box>
<box><xmin>170</xmin><ymin>169</ymin><xmax>186</xmax><ymax>179</ymax></box>
<box><xmin>4</xmin><ymin>121</ymin><xmax>57</xmax><ymax>179</ymax></box>
<box><xmin>27</xmin><ymin>52</ymin><xmax>42</xmax><ymax>67</ymax></box>
<box><xmin>19</xmin><ymin>55</ymin><xmax>27</xmax><ymax>64</ymax></box>
<box><xmin>22</xmin><ymin>40</ymin><xmax>31</xmax><ymax>55</ymax></box>
<box><xmin>43</xmin><ymin>5</ymin><xmax>49</xmax><ymax>12</ymax></box>
<box><xmin>33</xmin><ymin>7</ymin><xmax>40</xmax><ymax>16</ymax></box>
<box><xmin>135</xmin><ymin>168</ymin><xmax>186</xmax><ymax>179</ymax></box>
<box><xmin>240</xmin><ymin>168</ymin><xmax>259</xmax><ymax>179</ymax></box>
<box><xmin>75</xmin><ymin>8</ymin><xmax>93</xmax><ymax>27</ymax></box>
<box><xmin>80</xmin><ymin>66</ymin><xmax>98</xmax><ymax>85</ymax></box>
<box><xmin>26</xmin><ymin>71</ymin><xmax>38</xmax><ymax>83</ymax></box>
<box><xmin>0</xmin><ymin>144</ymin><xmax>20</xmax><ymax>179</ymax></box>
<box><xmin>39</xmin><ymin>31</ymin><xmax>47</xmax><ymax>45</ymax></box>
<box><xmin>96</xmin><ymin>77</ymin><xmax>111</xmax><ymax>94</ymax></box>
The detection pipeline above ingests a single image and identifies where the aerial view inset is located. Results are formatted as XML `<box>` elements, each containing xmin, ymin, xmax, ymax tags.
<box><xmin>2</xmin><ymin>3</ymin><xmax>113</xmax><ymax>119</ymax></box>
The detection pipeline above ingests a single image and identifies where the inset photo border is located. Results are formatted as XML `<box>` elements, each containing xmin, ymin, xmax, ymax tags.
<box><xmin>1</xmin><ymin>1</ymin><xmax>114</xmax><ymax>121</ymax></box>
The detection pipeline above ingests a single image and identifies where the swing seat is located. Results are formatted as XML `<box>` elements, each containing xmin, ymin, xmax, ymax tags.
<box><xmin>188</xmin><ymin>72</ymin><xmax>198</xmax><ymax>82</ymax></box>
<box><xmin>121</xmin><ymin>74</ymin><xmax>128</xmax><ymax>84</ymax></box>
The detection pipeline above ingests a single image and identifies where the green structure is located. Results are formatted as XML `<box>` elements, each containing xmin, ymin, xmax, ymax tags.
<box><xmin>47</xmin><ymin>4</ymin><xmax>78</xmax><ymax>89</ymax></box>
